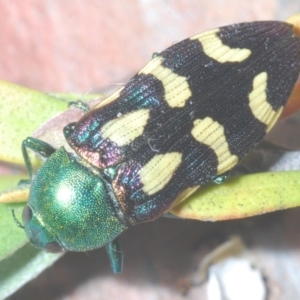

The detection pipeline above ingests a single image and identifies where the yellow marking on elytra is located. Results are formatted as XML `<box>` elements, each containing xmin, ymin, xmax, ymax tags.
<box><xmin>93</xmin><ymin>87</ymin><xmax>124</xmax><ymax>109</ymax></box>
<box><xmin>191</xmin><ymin>28</ymin><xmax>251</xmax><ymax>63</ymax></box>
<box><xmin>191</xmin><ymin>117</ymin><xmax>238</xmax><ymax>174</ymax></box>
<box><xmin>140</xmin><ymin>152</ymin><xmax>182</xmax><ymax>195</ymax></box>
<box><xmin>249</xmin><ymin>72</ymin><xmax>283</xmax><ymax>132</ymax></box>
<box><xmin>265</xmin><ymin>107</ymin><xmax>283</xmax><ymax>132</ymax></box>
<box><xmin>140</xmin><ymin>56</ymin><xmax>192</xmax><ymax>107</ymax></box>
<box><xmin>101</xmin><ymin>109</ymin><xmax>150</xmax><ymax>146</ymax></box>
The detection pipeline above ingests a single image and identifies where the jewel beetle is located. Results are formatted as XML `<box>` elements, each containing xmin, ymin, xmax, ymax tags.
<box><xmin>20</xmin><ymin>20</ymin><xmax>300</xmax><ymax>273</ymax></box>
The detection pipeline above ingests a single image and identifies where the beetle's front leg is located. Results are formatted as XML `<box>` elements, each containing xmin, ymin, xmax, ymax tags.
<box><xmin>22</xmin><ymin>137</ymin><xmax>56</xmax><ymax>180</ymax></box>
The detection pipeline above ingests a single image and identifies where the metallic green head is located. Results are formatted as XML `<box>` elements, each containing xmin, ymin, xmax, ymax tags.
<box><xmin>22</xmin><ymin>147</ymin><xmax>126</xmax><ymax>253</ymax></box>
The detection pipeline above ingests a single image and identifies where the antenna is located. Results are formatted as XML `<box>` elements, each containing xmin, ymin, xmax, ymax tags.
<box><xmin>12</xmin><ymin>209</ymin><xmax>25</xmax><ymax>229</ymax></box>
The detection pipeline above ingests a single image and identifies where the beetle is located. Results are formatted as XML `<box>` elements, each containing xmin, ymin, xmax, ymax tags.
<box><xmin>19</xmin><ymin>20</ymin><xmax>300</xmax><ymax>273</ymax></box>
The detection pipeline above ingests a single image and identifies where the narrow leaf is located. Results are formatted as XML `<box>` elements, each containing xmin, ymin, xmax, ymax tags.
<box><xmin>171</xmin><ymin>171</ymin><xmax>300</xmax><ymax>220</ymax></box>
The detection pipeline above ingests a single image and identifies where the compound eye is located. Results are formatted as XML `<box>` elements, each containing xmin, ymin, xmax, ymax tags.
<box><xmin>22</xmin><ymin>205</ymin><xmax>33</xmax><ymax>225</ymax></box>
<box><xmin>44</xmin><ymin>241</ymin><xmax>64</xmax><ymax>253</ymax></box>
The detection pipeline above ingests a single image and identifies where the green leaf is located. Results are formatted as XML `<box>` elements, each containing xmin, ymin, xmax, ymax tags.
<box><xmin>0</xmin><ymin>243</ymin><xmax>62</xmax><ymax>300</ymax></box>
<box><xmin>0</xmin><ymin>202</ymin><xmax>27</xmax><ymax>259</ymax></box>
<box><xmin>0</xmin><ymin>80</ymin><xmax>67</xmax><ymax>165</ymax></box>
<box><xmin>171</xmin><ymin>171</ymin><xmax>300</xmax><ymax>220</ymax></box>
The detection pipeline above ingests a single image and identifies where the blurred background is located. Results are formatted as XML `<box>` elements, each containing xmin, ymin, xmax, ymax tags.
<box><xmin>1</xmin><ymin>0</ymin><xmax>299</xmax><ymax>93</ymax></box>
<box><xmin>1</xmin><ymin>1</ymin><xmax>300</xmax><ymax>299</ymax></box>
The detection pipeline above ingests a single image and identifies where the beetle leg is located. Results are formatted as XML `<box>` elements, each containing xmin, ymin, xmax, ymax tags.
<box><xmin>105</xmin><ymin>237</ymin><xmax>123</xmax><ymax>273</ymax></box>
<box><xmin>68</xmin><ymin>100</ymin><xmax>90</xmax><ymax>112</ymax></box>
<box><xmin>211</xmin><ymin>173</ymin><xmax>229</xmax><ymax>185</ymax></box>
<box><xmin>17</xmin><ymin>178</ymin><xmax>31</xmax><ymax>186</ymax></box>
<box><xmin>22</xmin><ymin>137</ymin><xmax>56</xmax><ymax>179</ymax></box>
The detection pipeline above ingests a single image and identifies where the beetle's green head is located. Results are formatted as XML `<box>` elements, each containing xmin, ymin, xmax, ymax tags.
<box><xmin>22</xmin><ymin>147</ymin><xmax>126</xmax><ymax>253</ymax></box>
